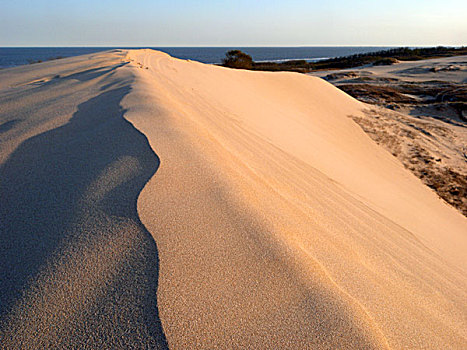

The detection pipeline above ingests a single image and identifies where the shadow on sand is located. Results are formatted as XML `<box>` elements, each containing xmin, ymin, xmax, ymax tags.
<box><xmin>0</xmin><ymin>82</ymin><xmax>168</xmax><ymax>348</ymax></box>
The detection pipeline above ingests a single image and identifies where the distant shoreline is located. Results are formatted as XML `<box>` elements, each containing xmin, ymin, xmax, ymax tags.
<box><xmin>222</xmin><ymin>46</ymin><xmax>467</xmax><ymax>72</ymax></box>
<box><xmin>0</xmin><ymin>46</ymin><xmax>396</xmax><ymax>68</ymax></box>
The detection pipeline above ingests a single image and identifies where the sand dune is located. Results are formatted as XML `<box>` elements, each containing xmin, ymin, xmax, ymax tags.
<box><xmin>311</xmin><ymin>55</ymin><xmax>467</xmax><ymax>83</ymax></box>
<box><xmin>1</xmin><ymin>49</ymin><xmax>466</xmax><ymax>349</ymax></box>
<box><xmin>0</xmin><ymin>51</ymin><xmax>167</xmax><ymax>349</ymax></box>
<box><xmin>125</xmin><ymin>50</ymin><xmax>467</xmax><ymax>349</ymax></box>
<box><xmin>311</xmin><ymin>56</ymin><xmax>467</xmax><ymax>216</ymax></box>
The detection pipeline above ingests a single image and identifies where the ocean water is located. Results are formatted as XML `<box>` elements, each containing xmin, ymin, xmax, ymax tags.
<box><xmin>0</xmin><ymin>47</ymin><xmax>394</xmax><ymax>69</ymax></box>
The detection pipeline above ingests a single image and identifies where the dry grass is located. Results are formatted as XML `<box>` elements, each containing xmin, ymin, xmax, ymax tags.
<box><xmin>352</xmin><ymin>108</ymin><xmax>467</xmax><ymax>216</ymax></box>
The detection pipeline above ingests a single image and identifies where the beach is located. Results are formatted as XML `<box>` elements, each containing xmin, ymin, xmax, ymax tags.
<box><xmin>0</xmin><ymin>49</ymin><xmax>466</xmax><ymax>349</ymax></box>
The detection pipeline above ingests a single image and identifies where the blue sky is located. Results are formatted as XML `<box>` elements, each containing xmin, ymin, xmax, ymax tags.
<box><xmin>1</xmin><ymin>0</ymin><xmax>466</xmax><ymax>46</ymax></box>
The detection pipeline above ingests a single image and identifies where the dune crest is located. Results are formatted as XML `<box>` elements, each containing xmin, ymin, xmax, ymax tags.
<box><xmin>121</xmin><ymin>50</ymin><xmax>467</xmax><ymax>349</ymax></box>
<box><xmin>1</xmin><ymin>50</ymin><xmax>465</xmax><ymax>349</ymax></box>
<box><xmin>0</xmin><ymin>51</ymin><xmax>168</xmax><ymax>349</ymax></box>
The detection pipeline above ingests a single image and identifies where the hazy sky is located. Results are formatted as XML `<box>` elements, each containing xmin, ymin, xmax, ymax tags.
<box><xmin>1</xmin><ymin>0</ymin><xmax>466</xmax><ymax>46</ymax></box>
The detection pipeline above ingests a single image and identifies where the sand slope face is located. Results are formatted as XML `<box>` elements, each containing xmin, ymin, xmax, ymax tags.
<box><xmin>125</xmin><ymin>50</ymin><xmax>467</xmax><ymax>349</ymax></box>
<box><xmin>0</xmin><ymin>51</ymin><xmax>167</xmax><ymax>349</ymax></box>
<box><xmin>311</xmin><ymin>55</ymin><xmax>467</xmax><ymax>216</ymax></box>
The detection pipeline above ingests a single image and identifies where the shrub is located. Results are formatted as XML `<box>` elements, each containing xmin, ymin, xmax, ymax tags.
<box><xmin>373</xmin><ymin>58</ymin><xmax>399</xmax><ymax>66</ymax></box>
<box><xmin>222</xmin><ymin>50</ymin><xmax>253</xmax><ymax>69</ymax></box>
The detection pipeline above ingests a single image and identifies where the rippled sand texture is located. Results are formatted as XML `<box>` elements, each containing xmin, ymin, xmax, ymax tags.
<box><xmin>0</xmin><ymin>51</ymin><xmax>167</xmax><ymax>349</ymax></box>
<box><xmin>125</xmin><ymin>50</ymin><xmax>466</xmax><ymax>349</ymax></box>
<box><xmin>0</xmin><ymin>50</ymin><xmax>466</xmax><ymax>349</ymax></box>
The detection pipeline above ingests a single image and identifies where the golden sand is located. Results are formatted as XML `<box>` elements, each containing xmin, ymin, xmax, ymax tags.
<box><xmin>124</xmin><ymin>50</ymin><xmax>467</xmax><ymax>349</ymax></box>
<box><xmin>0</xmin><ymin>49</ymin><xmax>465</xmax><ymax>349</ymax></box>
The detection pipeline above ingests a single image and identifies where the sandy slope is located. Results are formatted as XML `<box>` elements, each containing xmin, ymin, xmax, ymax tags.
<box><xmin>124</xmin><ymin>50</ymin><xmax>467</xmax><ymax>349</ymax></box>
<box><xmin>0</xmin><ymin>51</ymin><xmax>167</xmax><ymax>349</ymax></box>
<box><xmin>310</xmin><ymin>55</ymin><xmax>467</xmax><ymax>216</ymax></box>
<box><xmin>310</xmin><ymin>55</ymin><xmax>467</xmax><ymax>83</ymax></box>
<box><xmin>0</xmin><ymin>49</ymin><xmax>466</xmax><ymax>349</ymax></box>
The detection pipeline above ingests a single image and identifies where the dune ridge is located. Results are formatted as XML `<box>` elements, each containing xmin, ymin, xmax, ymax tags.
<box><xmin>0</xmin><ymin>49</ymin><xmax>466</xmax><ymax>349</ymax></box>
<box><xmin>0</xmin><ymin>51</ymin><xmax>168</xmax><ymax>349</ymax></box>
<box><xmin>123</xmin><ymin>49</ymin><xmax>467</xmax><ymax>349</ymax></box>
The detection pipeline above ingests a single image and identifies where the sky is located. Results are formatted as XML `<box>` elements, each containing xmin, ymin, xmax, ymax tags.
<box><xmin>1</xmin><ymin>0</ymin><xmax>466</xmax><ymax>47</ymax></box>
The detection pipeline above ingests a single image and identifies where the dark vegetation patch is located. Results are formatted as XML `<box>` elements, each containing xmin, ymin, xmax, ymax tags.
<box><xmin>252</xmin><ymin>60</ymin><xmax>310</xmax><ymax>73</ymax></box>
<box><xmin>338</xmin><ymin>83</ymin><xmax>467</xmax><ymax>121</ymax></box>
<box><xmin>222</xmin><ymin>50</ymin><xmax>253</xmax><ymax>70</ymax></box>
<box><xmin>338</xmin><ymin>84</ymin><xmax>417</xmax><ymax>103</ymax></box>
<box><xmin>352</xmin><ymin>110</ymin><xmax>467</xmax><ymax>217</ymax></box>
<box><xmin>221</xmin><ymin>47</ymin><xmax>467</xmax><ymax>72</ymax></box>
<box><xmin>313</xmin><ymin>47</ymin><xmax>467</xmax><ymax>70</ymax></box>
<box><xmin>403</xmin><ymin>145</ymin><xmax>467</xmax><ymax>216</ymax></box>
<box><xmin>397</xmin><ymin>83</ymin><xmax>467</xmax><ymax>103</ymax></box>
<box><xmin>373</xmin><ymin>57</ymin><xmax>399</xmax><ymax>66</ymax></box>
<box><xmin>419</xmin><ymin>165</ymin><xmax>467</xmax><ymax>215</ymax></box>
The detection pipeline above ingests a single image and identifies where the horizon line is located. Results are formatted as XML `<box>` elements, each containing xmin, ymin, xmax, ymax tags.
<box><xmin>1</xmin><ymin>44</ymin><xmax>465</xmax><ymax>48</ymax></box>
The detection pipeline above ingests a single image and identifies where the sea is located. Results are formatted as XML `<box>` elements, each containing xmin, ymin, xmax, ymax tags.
<box><xmin>0</xmin><ymin>47</ymin><xmax>394</xmax><ymax>69</ymax></box>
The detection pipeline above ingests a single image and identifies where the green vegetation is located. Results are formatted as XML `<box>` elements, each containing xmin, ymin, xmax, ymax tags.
<box><xmin>372</xmin><ymin>57</ymin><xmax>399</xmax><ymax>66</ymax></box>
<box><xmin>311</xmin><ymin>46</ymin><xmax>467</xmax><ymax>70</ymax></box>
<box><xmin>222</xmin><ymin>50</ymin><xmax>253</xmax><ymax>69</ymax></box>
<box><xmin>221</xmin><ymin>47</ymin><xmax>467</xmax><ymax>72</ymax></box>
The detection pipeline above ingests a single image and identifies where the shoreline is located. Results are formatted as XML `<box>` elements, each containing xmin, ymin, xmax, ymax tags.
<box><xmin>0</xmin><ymin>46</ymin><xmax>398</xmax><ymax>69</ymax></box>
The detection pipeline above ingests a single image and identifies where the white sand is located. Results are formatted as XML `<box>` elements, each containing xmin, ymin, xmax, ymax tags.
<box><xmin>0</xmin><ymin>49</ymin><xmax>466</xmax><ymax>349</ymax></box>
